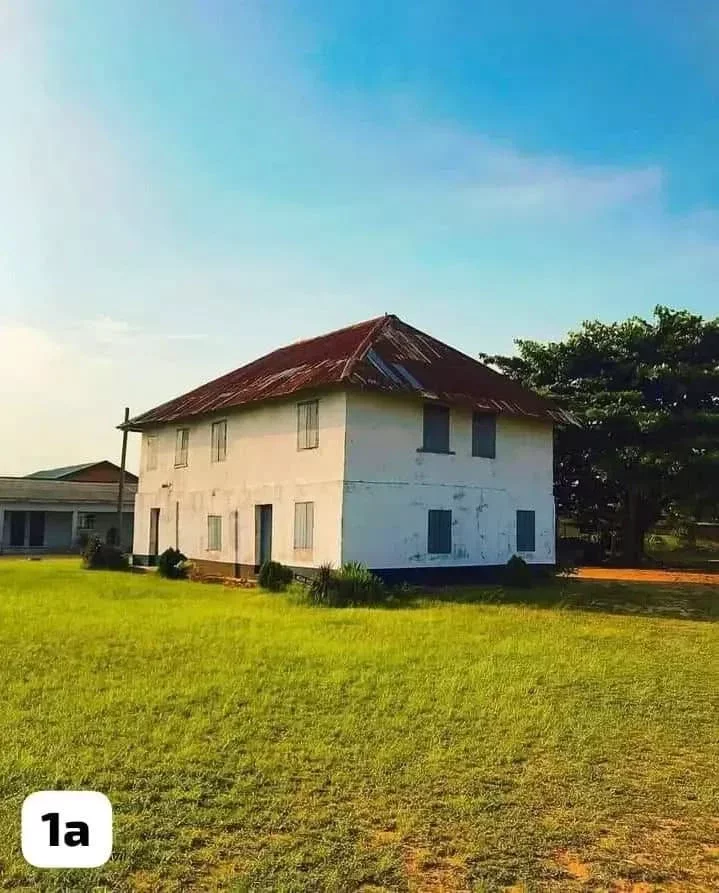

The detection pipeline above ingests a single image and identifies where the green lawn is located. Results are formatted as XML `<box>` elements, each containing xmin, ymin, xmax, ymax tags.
<box><xmin>0</xmin><ymin>561</ymin><xmax>717</xmax><ymax>892</ymax></box>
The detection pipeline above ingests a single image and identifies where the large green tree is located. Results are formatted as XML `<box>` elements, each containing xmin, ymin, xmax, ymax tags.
<box><xmin>482</xmin><ymin>306</ymin><xmax>719</xmax><ymax>564</ymax></box>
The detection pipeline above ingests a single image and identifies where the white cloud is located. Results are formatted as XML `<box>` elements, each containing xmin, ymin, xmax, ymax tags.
<box><xmin>79</xmin><ymin>317</ymin><xmax>210</xmax><ymax>345</ymax></box>
<box><xmin>458</xmin><ymin>150</ymin><xmax>662</xmax><ymax>217</ymax></box>
<box><xmin>320</xmin><ymin>116</ymin><xmax>664</xmax><ymax>219</ymax></box>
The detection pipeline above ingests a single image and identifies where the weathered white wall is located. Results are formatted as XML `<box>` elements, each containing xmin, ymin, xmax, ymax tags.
<box><xmin>133</xmin><ymin>391</ymin><xmax>346</xmax><ymax>567</ymax></box>
<box><xmin>342</xmin><ymin>391</ymin><xmax>555</xmax><ymax>567</ymax></box>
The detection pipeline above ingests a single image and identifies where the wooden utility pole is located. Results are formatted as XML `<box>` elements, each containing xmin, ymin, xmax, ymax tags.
<box><xmin>117</xmin><ymin>407</ymin><xmax>129</xmax><ymax>550</ymax></box>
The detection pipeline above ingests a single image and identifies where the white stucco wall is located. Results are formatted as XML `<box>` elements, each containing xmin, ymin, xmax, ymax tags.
<box><xmin>341</xmin><ymin>391</ymin><xmax>555</xmax><ymax>568</ymax></box>
<box><xmin>133</xmin><ymin>390</ymin><xmax>346</xmax><ymax>568</ymax></box>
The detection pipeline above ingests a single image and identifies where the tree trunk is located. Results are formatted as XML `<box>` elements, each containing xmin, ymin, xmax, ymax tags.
<box><xmin>621</xmin><ymin>487</ymin><xmax>647</xmax><ymax>566</ymax></box>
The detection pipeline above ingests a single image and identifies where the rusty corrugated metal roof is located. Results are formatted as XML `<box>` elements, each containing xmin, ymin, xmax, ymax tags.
<box><xmin>124</xmin><ymin>314</ymin><xmax>576</xmax><ymax>429</ymax></box>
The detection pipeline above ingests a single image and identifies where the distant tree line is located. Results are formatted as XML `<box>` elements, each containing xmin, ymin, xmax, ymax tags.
<box><xmin>482</xmin><ymin>306</ymin><xmax>719</xmax><ymax>565</ymax></box>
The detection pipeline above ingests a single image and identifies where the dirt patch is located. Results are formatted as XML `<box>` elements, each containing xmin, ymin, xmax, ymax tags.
<box><xmin>403</xmin><ymin>846</ymin><xmax>469</xmax><ymax>892</ymax></box>
<box><xmin>554</xmin><ymin>850</ymin><xmax>591</xmax><ymax>880</ymax></box>
<box><xmin>590</xmin><ymin>815</ymin><xmax>719</xmax><ymax>892</ymax></box>
<box><xmin>576</xmin><ymin>567</ymin><xmax>719</xmax><ymax>586</ymax></box>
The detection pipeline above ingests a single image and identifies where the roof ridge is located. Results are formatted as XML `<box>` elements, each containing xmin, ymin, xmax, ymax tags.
<box><xmin>386</xmin><ymin>315</ymin><xmax>536</xmax><ymax>390</ymax></box>
<box><xmin>339</xmin><ymin>313</ymin><xmax>394</xmax><ymax>381</ymax></box>
<box><xmin>282</xmin><ymin>314</ymin><xmax>387</xmax><ymax>351</ymax></box>
<box><xmin>126</xmin><ymin>314</ymin><xmax>390</xmax><ymax>428</ymax></box>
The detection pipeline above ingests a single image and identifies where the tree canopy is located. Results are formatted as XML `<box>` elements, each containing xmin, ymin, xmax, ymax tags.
<box><xmin>482</xmin><ymin>306</ymin><xmax>719</xmax><ymax>563</ymax></box>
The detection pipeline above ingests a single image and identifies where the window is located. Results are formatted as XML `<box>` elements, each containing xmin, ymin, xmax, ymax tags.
<box><xmin>427</xmin><ymin>509</ymin><xmax>452</xmax><ymax>554</ymax></box>
<box><xmin>146</xmin><ymin>435</ymin><xmax>158</xmax><ymax>470</ymax></box>
<box><xmin>175</xmin><ymin>428</ymin><xmax>189</xmax><ymax>466</ymax></box>
<box><xmin>516</xmin><ymin>510</ymin><xmax>536</xmax><ymax>552</ymax></box>
<box><xmin>472</xmin><ymin>412</ymin><xmax>496</xmax><ymax>458</ymax></box>
<box><xmin>211</xmin><ymin>420</ymin><xmax>227</xmax><ymax>462</ymax></box>
<box><xmin>294</xmin><ymin>501</ymin><xmax>314</xmax><ymax>550</ymax></box>
<box><xmin>78</xmin><ymin>513</ymin><xmax>95</xmax><ymax>530</ymax></box>
<box><xmin>207</xmin><ymin>515</ymin><xmax>222</xmax><ymax>551</ymax></box>
<box><xmin>422</xmin><ymin>404</ymin><xmax>451</xmax><ymax>453</ymax></box>
<box><xmin>297</xmin><ymin>400</ymin><xmax>319</xmax><ymax>450</ymax></box>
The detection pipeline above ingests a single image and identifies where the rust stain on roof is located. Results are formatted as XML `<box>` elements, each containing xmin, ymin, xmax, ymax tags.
<box><xmin>124</xmin><ymin>314</ymin><xmax>576</xmax><ymax>429</ymax></box>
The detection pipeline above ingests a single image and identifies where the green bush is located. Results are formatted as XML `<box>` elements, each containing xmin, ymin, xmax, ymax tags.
<box><xmin>81</xmin><ymin>536</ymin><xmax>128</xmax><ymax>571</ymax></box>
<box><xmin>308</xmin><ymin>562</ymin><xmax>385</xmax><ymax>607</ymax></box>
<box><xmin>157</xmin><ymin>548</ymin><xmax>189</xmax><ymax>579</ymax></box>
<box><xmin>337</xmin><ymin>561</ymin><xmax>385</xmax><ymax>605</ymax></box>
<box><xmin>258</xmin><ymin>560</ymin><xmax>294</xmax><ymax>591</ymax></box>
<box><xmin>308</xmin><ymin>563</ymin><xmax>337</xmax><ymax>606</ymax></box>
<box><xmin>503</xmin><ymin>554</ymin><xmax>533</xmax><ymax>588</ymax></box>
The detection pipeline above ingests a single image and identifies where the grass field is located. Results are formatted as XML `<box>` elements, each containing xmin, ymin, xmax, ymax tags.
<box><xmin>0</xmin><ymin>560</ymin><xmax>717</xmax><ymax>892</ymax></box>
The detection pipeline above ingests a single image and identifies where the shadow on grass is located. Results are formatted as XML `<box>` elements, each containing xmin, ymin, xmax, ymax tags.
<box><xmin>384</xmin><ymin>578</ymin><xmax>719</xmax><ymax>622</ymax></box>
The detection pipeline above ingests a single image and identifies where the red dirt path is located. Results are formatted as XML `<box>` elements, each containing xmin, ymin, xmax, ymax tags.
<box><xmin>576</xmin><ymin>566</ymin><xmax>719</xmax><ymax>586</ymax></box>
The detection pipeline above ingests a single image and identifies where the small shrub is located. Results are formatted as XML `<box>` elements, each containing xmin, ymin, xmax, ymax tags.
<box><xmin>157</xmin><ymin>547</ymin><xmax>189</xmax><ymax>579</ymax></box>
<box><xmin>309</xmin><ymin>563</ymin><xmax>337</xmax><ymax>606</ymax></box>
<box><xmin>76</xmin><ymin>531</ymin><xmax>91</xmax><ymax>550</ymax></box>
<box><xmin>81</xmin><ymin>536</ymin><xmax>128</xmax><ymax>571</ymax></box>
<box><xmin>258</xmin><ymin>560</ymin><xmax>294</xmax><ymax>591</ymax></box>
<box><xmin>503</xmin><ymin>554</ymin><xmax>532</xmax><ymax>588</ymax></box>
<box><xmin>337</xmin><ymin>561</ymin><xmax>385</xmax><ymax>605</ymax></box>
<box><xmin>308</xmin><ymin>562</ymin><xmax>385</xmax><ymax>607</ymax></box>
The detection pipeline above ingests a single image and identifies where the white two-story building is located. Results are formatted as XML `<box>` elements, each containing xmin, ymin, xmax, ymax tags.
<box><xmin>123</xmin><ymin>315</ymin><xmax>573</xmax><ymax>581</ymax></box>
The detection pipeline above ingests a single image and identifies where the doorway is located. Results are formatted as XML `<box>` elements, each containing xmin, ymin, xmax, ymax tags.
<box><xmin>255</xmin><ymin>504</ymin><xmax>273</xmax><ymax>567</ymax></box>
<box><xmin>28</xmin><ymin>512</ymin><xmax>45</xmax><ymax>548</ymax></box>
<box><xmin>149</xmin><ymin>508</ymin><xmax>160</xmax><ymax>563</ymax></box>
<box><xmin>9</xmin><ymin>512</ymin><xmax>26</xmax><ymax>548</ymax></box>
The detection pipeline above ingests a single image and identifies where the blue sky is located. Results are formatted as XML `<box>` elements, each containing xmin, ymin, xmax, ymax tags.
<box><xmin>1</xmin><ymin>0</ymin><xmax>718</xmax><ymax>473</ymax></box>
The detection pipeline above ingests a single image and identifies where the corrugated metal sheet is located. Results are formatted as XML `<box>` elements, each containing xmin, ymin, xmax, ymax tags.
<box><xmin>124</xmin><ymin>314</ymin><xmax>576</xmax><ymax>429</ymax></box>
<box><xmin>0</xmin><ymin>478</ymin><xmax>137</xmax><ymax>507</ymax></box>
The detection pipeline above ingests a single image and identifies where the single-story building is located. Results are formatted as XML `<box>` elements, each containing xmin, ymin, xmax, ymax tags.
<box><xmin>0</xmin><ymin>461</ymin><xmax>137</xmax><ymax>554</ymax></box>
<box><xmin>24</xmin><ymin>460</ymin><xmax>137</xmax><ymax>485</ymax></box>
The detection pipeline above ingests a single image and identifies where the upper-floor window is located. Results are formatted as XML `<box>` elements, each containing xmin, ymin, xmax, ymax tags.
<box><xmin>146</xmin><ymin>435</ymin><xmax>158</xmax><ymax>470</ymax></box>
<box><xmin>516</xmin><ymin>510</ymin><xmax>536</xmax><ymax>552</ymax></box>
<box><xmin>297</xmin><ymin>400</ymin><xmax>319</xmax><ymax>450</ymax></box>
<box><xmin>175</xmin><ymin>428</ymin><xmax>189</xmax><ymax>467</ymax></box>
<box><xmin>472</xmin><ymin>412</ymin><xmax>496</xmax><ymax>458</ymax></box>
<box><xmin>294</xmin><ymin>501</ymin><xmax>314</xmax><ymax>550</ymax></box>
<box><xmin>211</xmin><ymin>420</ymin><xmax>227</xmax><ymax>462</ymax></box>
<box><xmin>421</xmin><ymin>404</ymin><xmax>451</xmax><ymax>453</ymax></box>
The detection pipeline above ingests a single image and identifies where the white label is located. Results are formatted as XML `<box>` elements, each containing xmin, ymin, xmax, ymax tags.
<box><xmin>21</xmin><ymin>791</ymin><xmax>113</xmax><ymax>868</ymax></box>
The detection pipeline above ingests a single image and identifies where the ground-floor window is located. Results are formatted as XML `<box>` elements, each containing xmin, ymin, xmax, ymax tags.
<box><xmin>207</xmin><ymin>515</ymin><xmax>222</xmax><ymax>551</ymax></box>
<box><xmin>516</xmin><ymin>510</ymin><xmax>536</xmax><ymax>552</ymax></box>
<box><xmin>78</xmin><ymin>513</ymin><xmax>95</xmax><ymax>530</ymax></box>
<box><xmin>428</xmin><ymin>509</ymin><xmax>452</xmax><ymax>554</ymax></box>
<box><xmin>294</xmin><ymin>502</ymin><xmax>314</xmax><ymax>550</ymax></box>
